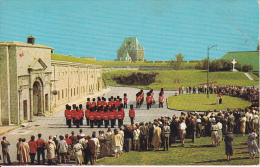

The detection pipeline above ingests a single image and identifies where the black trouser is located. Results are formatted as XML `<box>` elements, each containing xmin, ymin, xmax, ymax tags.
<box><xmin>147</xmin><ymin>102</ymin><xmax>151</xmax><ymax>109</ymax></box>
<box><xmin>124</xmin><ymin>103</ymin><xmax>127</xmax><ymax>108</ymax></box>
<box><xmin>73</xmin><ymin>118</ymin><xmax>75</xmax><ymax>125</ymax></box>
<box><xmin>136</xmin><ymin>102</ymin><xmax>140</xmax><ymax>108</ymax></box>
<box><xmin>66</xmin><ymin>118</ymin><xmax>68</xmax><ymax>125</ymax></box>
<box><xmin>80</xmin><ymin>117</ymin><xmax>83</xmax><ymax>125</ymax></box>
<box><xmin>30</xmin><ymin>153</ymin><xmax>36</xmax><ymax>164</ymax></box>
<box><xmin>105</xmin><ymin>120</ymin><xmax>109</xmax><ymax>128</ymax></box>
<box><xmin>75</xmin><ymin>119</ymin><xmax>80</xmax><ymax>128</ymax></box>
<box><xmin>83</xmin><ymin>150</ymin><xmax>89</xmax><ymax>165</ymax></box>
<box><xmin>67</xmin><ymin>119</ymin><xmax>71</xmax><ymax>128</ymax></box>
<box><xmin>118</xmin><ymin>119</ymin><xmax>123</xmax><ymax>127</ymax></box>
<box><xmin>159</xmin><ymin>102</ymin><xmax>163</xmax><ymax>108</ymax></box>
<box><xmin>140</xmin><ymin>136</ymin><xmax>148</xmax><ymax>150</ymax></box>
<box><xmin>124</xmin><ymin>138</ymin><xmax>132</xmax><ymax>152</ymax></box>
<box><xmin>219</xmin><ymin>98</ymin><xmax>222</xmax><ymax>104</ymax></box>
<box><xmin>86</xmin><ymin>117</ymin><xmax>90</xmax><ymax>125</ymax></box>
<box><xmin>130</xmin><ymin>117</ymin><xmax>134</xmax><ymax>124</ymax></box>
<box><xmin>37</xmin><ymin>148</ymin><xmax>45</xmax><ymax>164</ymax></box>
<box><xmin>97</xmin><ymin>120</ymin><xmax>101</xmax><ymax>128</ymax></box>
<box><xmin>111</xmin><ymin>119</ymin><xmax>115</xmax><ymax>128</ymax></box>
<box><xmin>90</xmin><ymin>120</ymin><xmax>94</xmax><ymax>128</ymax></box>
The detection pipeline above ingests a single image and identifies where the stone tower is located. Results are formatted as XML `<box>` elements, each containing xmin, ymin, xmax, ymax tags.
<box><xmin>117</xmin><ymin>37</ymin><xmax>145</xmax><ymax>62</ymax></box>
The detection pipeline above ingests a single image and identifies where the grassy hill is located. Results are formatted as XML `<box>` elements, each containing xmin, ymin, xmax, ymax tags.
<box><xmin>51</xmin><ymin>53</ymin><xmax>197</xmax><ymax>68</ymax></box>
<box><xmin>222</xmin><ymin>51</ymin><xmax>259</xmax><ymax>71</ymax></box>
<box><xmin>103</xmin><ymin>70</ymin><xmax>259</xmax><ymax>90</ymax></box>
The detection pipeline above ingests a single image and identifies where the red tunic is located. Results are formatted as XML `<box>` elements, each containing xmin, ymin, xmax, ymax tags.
<box><xmin>79</xmin><ymin>109</ymin><xmax>84</xmax><ymax>118</ymax></box>
<box><xmin>93</xmin><ymin>110</ymin><xmax>97</xmax><ymax>119</ymax></box>
<box><xmin>103</xmin><ymin>112</ymin><xmax>109</xmax><ymax>120</ymax></box>
<box><xmin>108</xmin><ymin>101</ymin><xmax>113</xmax><ymax>108</ymax></box>
<box><xmin>100</xmin><ymin>111</ymin><xmax>104</xmax><ymax>119</ymax></box>
<box><xmin>85</xmin><ymin>109</ymin><xmax>90</xmax><ymax>118</ymax></box>
<box><xmin>97</xmin><ymin>101</ymin><xmax>102</xmax><ymax>108</ymax></box>
<box><xmin>123</xmin><ymin>97</ymin><xmax>128</xmax><ymax>103</ymax></box>
<box><xmin>96</xmin><ymin>112</ymin><xmax>102</xmax><ymax>120</ymax></box>
<box><xmin>64</xmin><ymin>109</ymin><xmax>69</xmax><ymax>117</ymax></box>
<box><xmin>159</xmin><ymin>96</ymin><xmax>164</xmax><ymax>103</ymax></box>
<box><xmin>101</xmin><ymin>101</ymin><xmax>107</xmax><ymax>108</ymax></box>
<box><xmin>146</xmin><ymin>96</ymin><xmax>152</xmax><ymax>104</ymax></box>
<box><xmin>75</xmin><ymin>112</ymin><xmax>81</xmax><ymax>120</ymax></box>
<box><xmin>110</xmin><ymin>111</ymin><xmax>115</xmax><ymax>119</ymax></box>
<box><xmin>66</xmin><ymin>110</ymin><xmax>72</xmax><ymax>120</ymax></box>
<box><xmin>114</xmin><ymin>109</ymin><xmax>118</xmax><ymax>119</ymax></box>
<box><xmin>71</xmin><ymin>109</ymin><xmax>76</xmax><ymax>119</ymax></box>
<box><xmin>86</xmin><ymin>101</ymin><xmax>92</xmax><ymax>108</ymax></box>
<box><xmin>129</xmin><ymin>109</ymin><xmax>135</xmax><ymax>118</ymax></box>
<box><xmin>117</xmin><ymin>111</ymin><xmax>123</xmax><ymax>120</ymax></box>
<box><xmin>89</xmin><ymin>112</ymin><xmax>95</xmax><ymax>121</ymax></box>
<box><xmin>121</xmin><ymin>108</ymin><xmax>125</xmax><ymax>117</ymax></box>
<box><xmin>91</xmin><ymin>102</ymin><xmax>97</xmax><ymax>108</ymax></box>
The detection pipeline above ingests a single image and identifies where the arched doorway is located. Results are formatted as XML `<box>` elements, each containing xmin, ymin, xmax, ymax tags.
<box><xmin>33</xmin><ymin>81</ymin><xmax>42</xmax><ymax>115</ymax></box>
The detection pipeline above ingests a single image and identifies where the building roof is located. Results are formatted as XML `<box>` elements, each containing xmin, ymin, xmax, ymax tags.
<box><xmin>221</xmin><ymin>51</ymin><xmax>259</xmax><ymax>71</ymax></box>
<box><xmin>119</xmin><ymin>37</ymin><xmax>143</xmax><ymax>50</ymax></box>
<box><xmin>0</xmin><ymin>41</ymin><xmax>54</xmax><ymax>51</ymax></box>
<box><xmin>51</xmin><ymin>60</ymin><xmax>102</xmax><ymax>68</ymax></box>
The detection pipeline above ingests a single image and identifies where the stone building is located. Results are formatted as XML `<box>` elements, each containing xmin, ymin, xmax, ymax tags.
<box><xmin>0</xmin><ymin>37</ymin><xmax>103</xmax><ymax>125</ymax></box>
<box><xmin>117</xmin><ymin>37</ymin><xmax>145</xmax><ymax>62</ymax></box>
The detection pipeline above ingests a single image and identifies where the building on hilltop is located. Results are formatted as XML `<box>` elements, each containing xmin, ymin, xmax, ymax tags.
<box><xmin>0</xmin><ymin>36</ymin><xmax>103</xmax><ymax>125</ymax></box>
<box><xmin>117</xmin><ymin>37</ymin><xmax>145</xmax><ymax>62</ymax></box>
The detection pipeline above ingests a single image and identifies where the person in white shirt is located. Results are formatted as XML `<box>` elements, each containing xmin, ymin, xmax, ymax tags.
<box><xmin>252</xmin><ymin>111</ymin><xmax>259</xmax><ymax>134</ymax></box>
<box><xmin>179</xmin><ymin>119</ymin><xmax>187</xmax><ymax>147</ymax></box>
<box><xmin>211</xmin><ymin>121</ymin><xmax>219</xmax><ymax>147</ymax></box>
<box><xmin>90</xmin><ymin>131</ymin><xmax>100</xmax><ymax>161</ymax></box>
<box><xmin>133</xmin><ymin>125</ymin><xmax>140</xmax><ymax>151</ymax></box>
<box><xmin>216</xmin><ymin>120</ymin><xmax>222</xmax><ymax>145</ymax></box>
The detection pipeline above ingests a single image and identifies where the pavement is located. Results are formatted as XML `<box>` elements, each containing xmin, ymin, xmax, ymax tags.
<box><xmin>0</xmin><ymin>86</ymin><xmax>183</xmax><ymax>164</ymax></box>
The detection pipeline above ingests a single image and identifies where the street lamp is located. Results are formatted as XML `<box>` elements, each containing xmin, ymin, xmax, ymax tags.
<box><xmin>207</xmin><ymin>45</ymin><xmax>218</xmax><ymax>98</ymax></box>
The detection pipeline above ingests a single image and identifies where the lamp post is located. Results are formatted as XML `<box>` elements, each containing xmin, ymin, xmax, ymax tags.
<box><xmin>207</xmin><ymin>45</ymin><xmax>218</xmax><ymax>98</ymax></box>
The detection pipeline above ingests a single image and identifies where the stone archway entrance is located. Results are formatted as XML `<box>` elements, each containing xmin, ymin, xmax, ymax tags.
<box><xmin>33</xmin><ymin>81</ymin><xmax>42</xmax><ymax>115</ymax></box>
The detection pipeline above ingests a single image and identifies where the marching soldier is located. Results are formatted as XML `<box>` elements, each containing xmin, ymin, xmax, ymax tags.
<box><xmin>146</xmin><ymin>93</ymin><xmax>152</xmax><ymax>109</ymax></box>
<box><xmin>86</xmin><ymin>98</ymin><xmax>91</xmax><ymax>109</ymax></box>
<box><xmin>129</xmin><ymin>104</ymin><xmax>135</xmax><ymax>124</ymax></box>
<box><xmin>79</xmin><ymin>104</ymin><xmax>84</xmax><ymax>125</ymax></box>
<box><xmin>96</xmin><ymin>108</ymin><xmax>102</xmax><ymax>128</ymax></box>
<box><xmin>101</xmin><ymin>97</ymin><xmax>107</xmax><ymax>108</ymax></box>
<box><xmin>123</xmin><ymin>93</ymin><xmax>128</xmax><ymax>108</ymax></box>
<box><xmin>75</xmin><ymin>107</ymin><xmax>81</xmax><ymax>128</ymax></box>
<box><xmin>72</xmin><ymin>104</ymin><xmax>77</xmax><ymax>125</ymax></box>
<box><xmin>89</xmin><ymin>108</ymin><xmax>95</xmax><ymax>128</ymax></box>
<box><xmin>85</xmin><ymin>105</ymin><xmax>90</xmax><ymax>126</ymax></box>
<box><xmin>136</xmin><ymin>93</ymin><xmax>141</xmax><ymax>108</ymax></box>
<box><xmin>110</xmin><ymin>106</ymin><xmax>116</xmax><ymax>128</ymax></box>
<box><xmin>66</xmin><ymin>106</ymin><xmax>72</xmax><ymax>128</ymax></box>
<box><xmin>100</xmin><ymin>106</ymin><xmax>104</xmax><ymax>126</ymax></box>
<box><xmin>117</xmin><ymin>107</ymin><xmax>123</xmax><ymax>128</ymax></box>
<box><xmin>159</xmin><ymin>92</ymin><xmax>164</xmax><ymax>108</ymax></box>
<box><xmin>64</xmin><ymin>104</ymin><xmax>70</xmax><ymax>125</ymax></box>
<box><xmin>103</xmin><ymin>107</ymin><xmax>110</xmax><ymax>128</ymax></box>
<box><xmin>108</xmin><ymin>98</ymin><xmax>113</xmax><ymax>109</ymax></box>
<box><xmin>92</xmin><ymin>98</ymin><xmax>96</xmax><ymax>108</ymax></box>
<box><xmin>93</xmin><ymin>106</ymin><xmax>98</xmax><ymax>125</ymax></box>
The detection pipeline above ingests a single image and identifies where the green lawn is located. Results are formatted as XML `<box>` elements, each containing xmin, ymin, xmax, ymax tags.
<box><xmin>167</xmin><ymin>94</ymin><xmax>252</xmax><ymax>111</ymax></box>
<box><xmin>103</xmin><ymin>70</ymin><xmax>259</xmax><ymax>90</ymax></box>
<box><xmin>96</xmin><ymin>135</ymin><xmax>259</xmax><ymax>165</ymax></box>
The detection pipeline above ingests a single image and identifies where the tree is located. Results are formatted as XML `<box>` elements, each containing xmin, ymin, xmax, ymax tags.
<box><xmin>169</xmin><ymin>52</ymin><xmax>184</xmax><ymax>70</ymax></box>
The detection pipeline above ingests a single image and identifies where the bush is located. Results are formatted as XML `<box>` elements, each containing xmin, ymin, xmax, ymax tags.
<box><xmin>112</xmin><ymin>72</ymin><xmax>159</xmax><ymax>85</ymax></box>
<box><xmin>242</xmin><ymin>65</ymin><xmax>253</xmax><ymax>72</ymax></box>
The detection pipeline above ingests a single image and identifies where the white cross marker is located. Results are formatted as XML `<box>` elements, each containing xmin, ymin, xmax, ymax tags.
<box><xmin>231</xmin><ymin>59</ymin><xmax>237</xmax><ymax>71</ymax></box>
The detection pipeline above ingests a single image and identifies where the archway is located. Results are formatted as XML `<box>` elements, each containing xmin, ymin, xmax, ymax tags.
<box><xmin>33</xmin><ymin>81</ymin><xmax>42</xmax><ymax>115</ymax></box>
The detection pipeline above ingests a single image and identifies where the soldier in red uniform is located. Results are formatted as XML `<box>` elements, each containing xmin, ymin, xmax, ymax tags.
<box><xmin>129</xmin><ymin>104</ymin><xmax>135</xmax><ymax>124</ymax></box>
<box><xmin>108</xmin><ymin>98</ymin><xmax>113</xmax><ymax>109</ymax></box>
<box><xmin>123</xmin><ymin>93</ymin><xmax>128</xmax><ymax>109</ymax></box>
<box><xmin>136</xmin><ymin>93</ymin><xmax>140</xmax><ymax>108</ymax></box>
<box><xmin>120</xmin><ymin>104</ymin><xmax>125</xmax><ymax>122</ymax></box>
<box><xmin>140</xmin><ymin>90</ymin><xmax>144</xmax><ymax>107</ymax></box>
<box><xmin>66</xmin><ymin>106</ymin><xmax>72</xmax><ymax>128</ymax></box>
<box><xmin>146</xmin><ymin>93</ymin><xmax>152</xmax><ymax>110</ymax></box>
<box><xmin>85</xmin><ymin>105</ymin><xmax>90</xmax><ymax>126</ymax></box>
<box><xmin>96</xmin><ymin>108</ymin><xmax>102</xmax><ymax>128</ymax></box>
<box><xmin>110</xmin><ymin>106</ymin><xmax>116</xmax><ymax>128</ymax></box>
<box><xmin>79</xmin><ymin>104</ymin><xmax>84</xmax><ymax>125</ymax></box>
<box><xmin>101</xmin><ymin>97</ymin><xmax>107</xmax><ymax>108</ymax></box>
<box><xmin>113</xmin><ymin>104</ymin><xmax>118</xmax><ymax>126</ymax></box>
<box><xmin>72</xmin><ymin>104</ymin><xmax>77</xmax><ymax>125</ymax></box>
<box><xmin>97</xmin><ymin>97</ymin><xmax>102</xmax><ymax>108</ymax></box>
<box><xmin>159</xmin><ymin>92</ymin><xmax>164</xmax><ymax>108</ymax></box>
<box><xmin>89</xmin><ymin>108</ymin><xmax>95</xmax><ymax>128</ymax></box>
<box><xmin>86</xmin><ymin>98</ymin><xmax>91</xmax><ymax>109</ymax></box>
<box><xmin>100</xmin><ymin>106</ymin><xmax>104</xmax><ymax>126</ymax></box>
<box><xmin>92</xmin><ymin>98</ymin><xmax>96</xmax><ymax>108</ymax></box>
<box><xmin>64</xmin><ymin>104</ymin><xmax>69</xmax><ymax>125</ymax></box>
<box><xmin>93</xmin><ymin>106</ymin><xmax>98</xmax><ymax>125</ymax></box>
<box><xmin>117</xmin><ymin>107</ymin><xmax>123</xmax><ymax>128</ymax></box>
<box><xmin>75</xmin><ymin>107</ymin><xmax>81</xmax><ymax>128</ymax></box>
<box><xmin>103</xmin><ymin>106</ymin><xmax>110</xmax><ymax>128</ymax></box>
<box><xmin>113</xmin><ymin>98</ymin><xmax>118</xmax><ymax>109</ymax></box>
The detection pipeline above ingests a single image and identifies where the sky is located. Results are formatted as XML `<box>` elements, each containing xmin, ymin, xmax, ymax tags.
<box><xmin>0</xmin><ymin>0</ymin><xmax>259</xmax><ymax>61</ymax></box>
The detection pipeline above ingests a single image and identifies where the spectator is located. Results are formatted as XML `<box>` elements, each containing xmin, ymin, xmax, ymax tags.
<box><xmin>28</xmin><ymin>135</ymin><xmax>37</xmax><ymax>165</ymax></box>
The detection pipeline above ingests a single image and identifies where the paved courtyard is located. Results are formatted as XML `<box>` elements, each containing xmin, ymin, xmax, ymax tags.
<box><xmin>0</xmin><ymin>86</ymin><xmax>183</xmax><ymax>163</ymax></box>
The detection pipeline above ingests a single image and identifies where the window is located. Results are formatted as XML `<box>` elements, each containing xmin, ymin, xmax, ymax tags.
<box><xmin>58</xmin><ymin>91</ymin><xmax>60</xmax><ymax>100</ymax></box>
<box><xmin>71</xmin><ymin>88</ymin><xmax>72</xmax><ymax>97</ymax></box>
<box><xmin>62</xmin><ymin>89</ymin><xmax>64</xmax><ymax>99</ymax></box>
<box><xmin>45</xmin><ymin>94</ymin><xmax>48</xmax><ymax>111</ymax></box>
<box><xmin>23</xmin><ymin>100</ymin><xmax>27</xmax><ymax>120</ymax></box>
<box><xmin>74</xmin><ymin>88</ymin><xmax>76</xmax><ymax>96</ymax></box>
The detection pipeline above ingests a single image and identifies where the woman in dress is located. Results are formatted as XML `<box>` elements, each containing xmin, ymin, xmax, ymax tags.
<box><xmin>224</xmin><ymin>129</ymin><xmax>233</xmax><ymax>161</ymax></box>
<box><xmin>73</xmin><ymin>140</ymin><xmax>84</xmax><ymax>165</ymax></box>
<box><xmin>46</xmin><ymin>136</ymin><xmax>56</xmax><ymax>165</ymax></box>
<box><xmin>248</xmin><ymin>129</ymin><xmax>259</xmax><ymax>159</ymax></box>
<box><xmin>240</xmin><ymin>114</ymin><xmax>246</xmax><ymax>136</ymax></box>
<box><xmin>152</xmin><ymin>122</ymin><xmax>162</xmax><ymax>150</ymax></box>
<box><xmin>211</xmin><ymin>120</ymin><xmax>219</xmax><ymax>147</ymax></box>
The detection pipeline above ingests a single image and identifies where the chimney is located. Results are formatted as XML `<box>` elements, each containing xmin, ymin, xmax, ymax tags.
<box><xmin>27</xmin><ymin>35</ymin><xmax>35</xmax><ymax>45</ymax></box>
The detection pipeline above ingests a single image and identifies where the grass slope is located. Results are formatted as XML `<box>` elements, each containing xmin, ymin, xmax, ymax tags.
<box><xmin>103</xmin><ymin>70</ymin><xmax>259</xmax><ymax>90</ymax></box>
<box><xmin>222</xmin><ymin>51</ymin><xmax>259</xmax><ymax>71</ymax></box>
<box><xmin>167</xmin><ymin>94</ymin><xmax>252</xmax><ymax>111</ymax></box>
<box><xmin>96</xmin><ymin>135</ymin><xmax>259</xmax><ymax>165</ymax></box>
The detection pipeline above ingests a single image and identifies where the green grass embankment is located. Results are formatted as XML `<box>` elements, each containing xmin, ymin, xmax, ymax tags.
<box><xmin>167</xmin><ymin>94</ymin><xmax>252</xmax><ymax>111</ymax></box>
<box><xmin>96</xmin><ymin>135</ymin><xmax>259</xmax><ymax>165</ymax></box>
<box><xmin>103</xmin><ymin>70</ymin><xmax>259</xmax><ymax>90</ymax></box>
